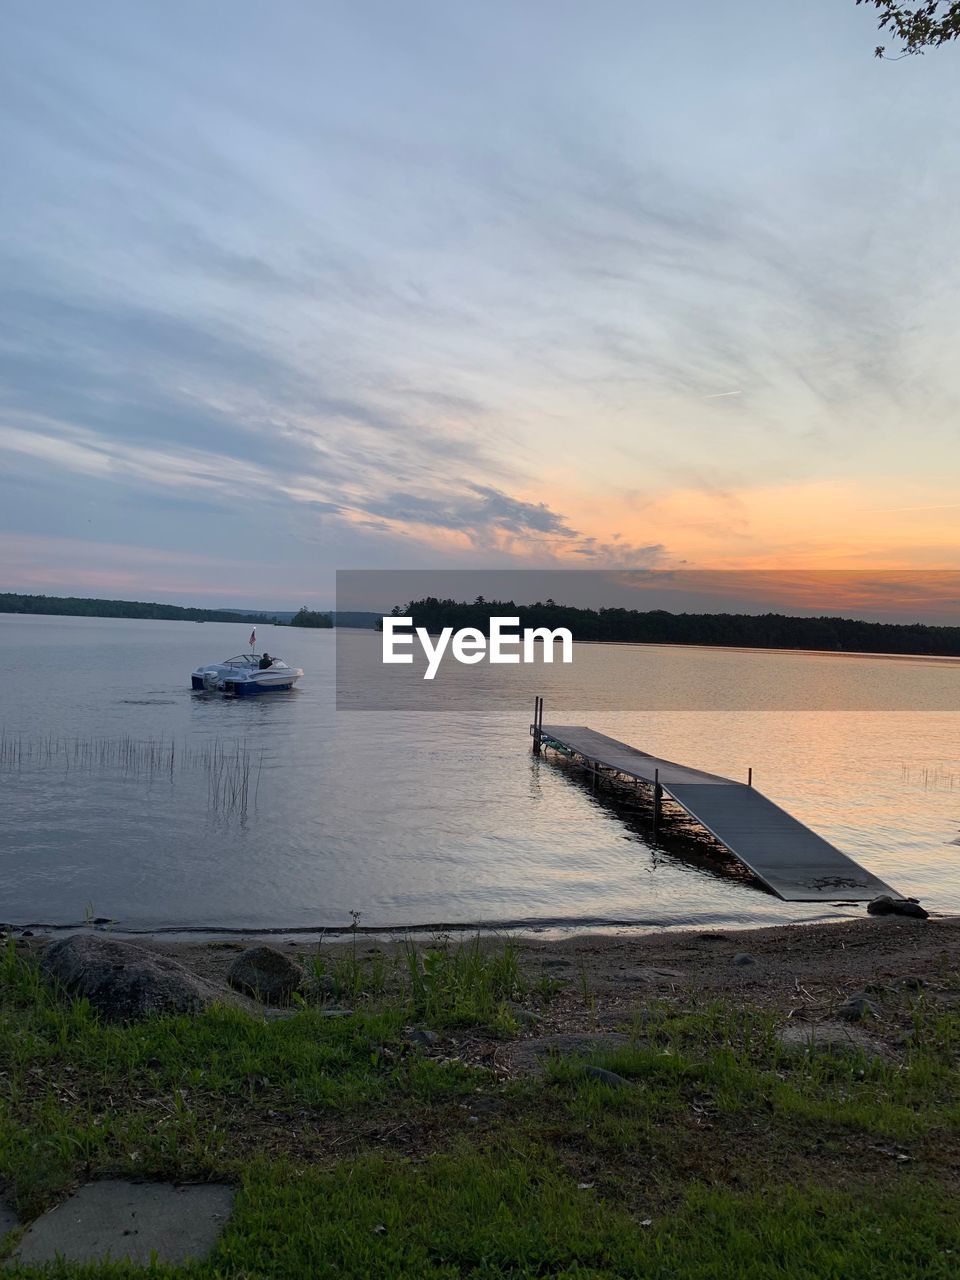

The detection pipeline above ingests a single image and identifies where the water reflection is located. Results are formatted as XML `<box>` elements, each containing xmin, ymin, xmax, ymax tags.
<box><xmin>543</xmin><ymin>752</ymin><xmax>774</xmax><ymax>897</ymax></box>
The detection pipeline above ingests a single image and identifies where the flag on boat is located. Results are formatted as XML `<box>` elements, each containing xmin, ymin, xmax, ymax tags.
<box><xmin>249</xmin><ymin>627</ymin><xmax>256</xmax><ymax>647</ymax></box>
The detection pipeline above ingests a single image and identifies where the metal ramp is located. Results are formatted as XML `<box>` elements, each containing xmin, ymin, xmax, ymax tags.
<box><xmin>538</xmin><ymin>725</ymin><xmax>899</xmax><ymax>903</ymax></box>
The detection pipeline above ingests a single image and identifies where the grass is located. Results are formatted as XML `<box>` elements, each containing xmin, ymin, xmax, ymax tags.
<box><xmin>3</xmin><ymin>939</ymin><xmax>960</xmax><ymax>1276</ymax></box>
<box><xmin>308</xmin><ymin>934</ymin><xmax>523</xmax><ymax>1031</ymax></box>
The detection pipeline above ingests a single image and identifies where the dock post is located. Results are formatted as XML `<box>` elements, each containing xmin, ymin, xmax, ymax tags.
<box><xmin>532</xmin><ymin>696</ymin><xmax>542</xmax><ymax>756</ymax></box>
<box><xmin>748</xmin><ymin>767</ymin><xmax>753</xmax><ymax>788</ymax></box>
<box><xmin>653</xmin><ymin>767</ymin><xmax>662</xmax><ymax>835</ymax></box>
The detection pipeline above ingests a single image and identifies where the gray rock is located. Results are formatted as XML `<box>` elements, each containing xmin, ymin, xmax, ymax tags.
<box><xmin>617</xmin><ymin>966</ymin><xmax>685</xmax><ymax>984</ymax></box>
<box><xmin>732</xmin><ymin>953</ymin><xmax>755</xmax><ymax>967</ymax></box>
<box><xmin>582</xmin><ymin>1065</ymin><xmax>631</xmax><ymax>1088</ymax></box>
<box><xmin>838</xmin><ymin>992</ymin><xmax>881</xmax><ymax>1022</ymax></box>
<box><xmin>227</xmin><ymin>947</ymin><xmax>305</xmax><ymax>1005</ymax></box>
<box><xmin>11</xmin><ymin>1181</ymin><xmax>233</xmax><ymax>1267</ymax></box>
<box><xmin>777</xmin><ymin>1021</ymin><xmax>882</xmax><ymax>1059</ymax></box>
<box><xmin>42</xmin><ymin>935</ymin><xmax>221</xmax><ymax>1022</ymax></box>
<box><xmin>868</xmin><ymin>896</ymin><xmax>929</xmax><ymax>919</ymax></box>
<box><xmin>407</xmin><ymin>1028</ymin><xmax>440</xmax><ymax>1047</ymax></box>
<box><xmin>497</xmin><ymin>1032</ymin><xmax>631</xmax><ymax>1076</ymax></box>
<box><xmin>507</xmin><ymin>1003</ymin><xmax>544</xmax><ymax>1026</ymax></box>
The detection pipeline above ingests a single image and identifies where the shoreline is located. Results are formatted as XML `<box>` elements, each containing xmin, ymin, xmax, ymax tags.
<box><xmin>4</xmin><ymin>906</ymin><xmax>884</xmax><ymax>944</ymax></box>
<box><xmin>16</xmin><ymin>914</ymin><xmax>956</xmax><ymax>1017</ymax></box>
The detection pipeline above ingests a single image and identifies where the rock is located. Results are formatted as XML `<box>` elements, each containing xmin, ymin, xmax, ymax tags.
<box><xmin>507</xmin><ymin>1003</ymin><xmax>544</xmax><ymax>1027</ymax></box>
<box><xmin>867</xmin><ymin>896</ymin><xmax>895</xmax><ymax>915</ymax></box>
<box><xmin>42</xmin><ymin>935</ymin><xmax>222</xmax><ymax>1022</ymax></box>
<box><xmin>732</xmin><ymin>953</ymin><xmax>755</xmax><ymax>967</ymax></box>
<box><xmin>496</xmin><ymin>1032</ymin><xmax>630</xmax><ymax>1076</ymax></box>
<box><xmin>777</xmin><ymin>1021</ymin><xmax>882</xmax><ymax>1059</ymax></box>
<box><xmin>838</xmin><ymin>992</ymin><xmax>881</xmax><ymax>1022</ymax></box>
<box><xmin>407</xmin><ymin>1028</ymin><xmax>440</xmax><ymax>1047</ymax></box>
<box><xmin>617</xmin><ymin>966</ymin><xmax>685</xmax><ymax>984</ymax></box>
<box><xmin>582</xmin><ymin>1065</ymin><xmax>631</xmax><ymax>1088</ymax></box>
<box><xmin>11</xmin><ymin>1181</ymin><xmax>233</xmax><ymax>1267</ymax></box>
<box><xmin>226</xmin><ymin>947</ymin><xmax>305</xmax><ymax>1005</ymax></box>
<box><xmin>868</xmin><ymin>896</ymin><xmax>929</xmax><ymax>919</ymax></box>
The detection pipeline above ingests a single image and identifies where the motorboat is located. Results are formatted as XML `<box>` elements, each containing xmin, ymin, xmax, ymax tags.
<box><xmin>191</xmin><ymin>653</ymin><xmax>303</xmax><ymax>695</ymax></box>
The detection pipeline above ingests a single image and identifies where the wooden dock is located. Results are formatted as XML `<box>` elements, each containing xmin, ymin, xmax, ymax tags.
<box><xmin>532</xmin><ymin>715</ymin><xmax>899</xmax><ymax>903</ymax></box>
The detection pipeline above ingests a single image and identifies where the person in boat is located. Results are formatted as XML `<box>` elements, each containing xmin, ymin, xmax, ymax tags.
<box><xmin>258</xmin><ymin>652</ymin><xmax>274</xmax><ymax>670</ymax></box>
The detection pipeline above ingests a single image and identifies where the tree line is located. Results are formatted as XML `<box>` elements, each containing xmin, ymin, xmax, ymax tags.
<box><xmin>288</xmin><ymin>607</ymin><xmax>333</xmax><ymax>628</ymax></box>
<box><xmin>389</xmin><ymin>597</ymin><xmax>960</xmax><ymax>657</ymax></box>
<box><xmin>0</xmin><ymin>593</ymin><xmax>282</xmax><ymax>625</ymax></box>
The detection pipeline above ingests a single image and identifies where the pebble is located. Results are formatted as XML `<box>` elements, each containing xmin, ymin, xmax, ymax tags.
<box><xmin>408</xmin><ymin>1029</ymin><xmax>440</xmax><ymax>1047</ymax></box>
<box><xmin>838</xmin><ymin>992</ymin><xmax>881</xmax><ymax>1022</ymax></box>
<box><xmin>732</xmin><ymin>953</ymin><xmax>755</xmax><ymax>967</ymax></box>
<box><xmin>507</xmin><ymin>1003</ymin><xmax>544</xmax><ymax>1026</ymax></box>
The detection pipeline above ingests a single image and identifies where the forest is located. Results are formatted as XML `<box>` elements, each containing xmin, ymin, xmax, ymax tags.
<box><xmin>388</xmin><ymin>597</ymin><xmax>960</xmax><ymax>657</ymax></box>
<box><xmin>0</xmin><ymin>593</ymin><xmax>281</xmax><ymax>626</ymax></box>
<box><xmin>288</xmin><ymin>607</ymin><xmax>333</xmax><ymax>628</ymax></box>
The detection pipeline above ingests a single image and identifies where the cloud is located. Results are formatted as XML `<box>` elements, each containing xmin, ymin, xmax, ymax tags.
<box><xmin>1</xmin><ymin>1</ymin><xmax>959</xmax><ymax>600</ymax></box>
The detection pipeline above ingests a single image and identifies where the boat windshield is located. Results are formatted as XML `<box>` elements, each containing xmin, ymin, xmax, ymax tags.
<box><xmin>221</xmin><ymin>654</ymin><xmax>290</xmax><ymax>669</ymax></box>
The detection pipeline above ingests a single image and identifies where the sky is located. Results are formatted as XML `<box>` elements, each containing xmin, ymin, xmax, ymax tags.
<box><xmin>1</xmin><ymin>1</ymin><xmax>959</xmax><ymax>614</ymax></box>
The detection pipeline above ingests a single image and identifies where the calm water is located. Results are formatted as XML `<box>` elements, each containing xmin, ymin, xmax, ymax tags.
<box><xmin>1</xmin><ymin>614</ymin><xmax>959</xmax><ymax>934</ymax></box>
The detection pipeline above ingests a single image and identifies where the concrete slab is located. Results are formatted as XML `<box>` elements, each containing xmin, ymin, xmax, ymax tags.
<box><xmin>10</xmin><ymin>1181</ymin><xmax>234</xmax><ymax>1268</ymax></box>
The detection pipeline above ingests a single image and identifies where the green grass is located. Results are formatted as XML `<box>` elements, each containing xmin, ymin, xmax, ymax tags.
<box><xmin>6</xmin><ymin>1156</ymin><xmax>960</xmax><ymax>1278</ymax></box>
<box><xmin>308</xmin><ymin>934</ymin><xmax>524</xmax><ymax>1030</ymax></box>
<box><xmin>3</xmin><ymin>941</ymin><xmax>960</xmax><ymax>1276</ymax></box>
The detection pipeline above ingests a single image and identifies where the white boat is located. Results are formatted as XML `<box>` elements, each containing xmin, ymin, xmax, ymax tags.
<box><xmin>191</xmin><ymin>653</ymin><xmax>303</xmax><ymax>695</ymax></box>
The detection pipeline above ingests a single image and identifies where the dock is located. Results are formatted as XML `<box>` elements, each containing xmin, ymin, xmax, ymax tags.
<box><xmin>531</xmin><ymin>711</ymin><xmax>898</xmax><ymax>903</ymax></box>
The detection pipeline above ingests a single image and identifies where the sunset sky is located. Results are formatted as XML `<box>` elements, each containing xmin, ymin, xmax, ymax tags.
<box><xmin>1</xmin><ymin>2</ymin><xmax>959</xmax><ymax>613</ymax></box>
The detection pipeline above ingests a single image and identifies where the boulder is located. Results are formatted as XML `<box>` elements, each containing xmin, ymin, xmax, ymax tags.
<box><xmin>867</xmin><ymin>896</ymin><xmax>929</xmax><ymax>919</ymax></box>
<box><xmin>42</xmin><ymin>935</ymin><xmax>220</xmax><ymax>1022</ymax></box>
<box><xmin>227</xmin><ymin>946</ymin><xmax>305</xmax><ymax>1005</ymax></box>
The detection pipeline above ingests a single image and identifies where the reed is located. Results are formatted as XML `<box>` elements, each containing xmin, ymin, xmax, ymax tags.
<box><xmin>0</xmin><ymin>731</ymin><xmax>263</xmax><ymax>815</ymax></box>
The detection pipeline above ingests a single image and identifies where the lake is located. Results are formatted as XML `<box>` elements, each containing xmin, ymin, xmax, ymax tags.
<box><xmin>1</xmin><ymin>613</ymin><xmax>958</xmax><ymax>934</ymax></box>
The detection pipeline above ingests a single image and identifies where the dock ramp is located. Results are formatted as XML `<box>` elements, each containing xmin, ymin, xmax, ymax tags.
<box><xmin>538</xmin><ymin>725</ymin><xmax>898</xmax><ymax>903</ymax></box>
